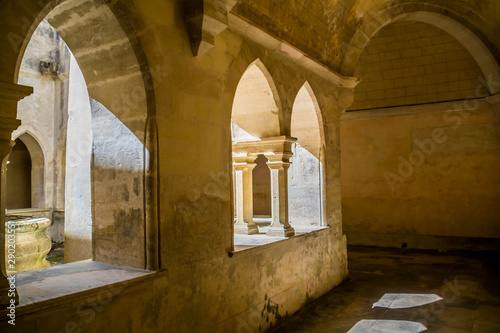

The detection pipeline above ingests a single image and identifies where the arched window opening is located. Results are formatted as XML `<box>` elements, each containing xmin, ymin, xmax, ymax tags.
<box><xmin>231</xmin><ymin>61</ymin><xmax>296</xmax><ymax>251</ymax></box>
<box><xmin>3</xmin><ymin>0</ymin><xmax>156</xmax><ymax>307</ymax></box>
<box><xmin>6</xmin><ymin>139</ymin><xmax>32</xmax><ymax>210</ymax></box>
<box><xmin>6</xmin><ymin>19</ymin><xmax>93</xmax><ymax>271</ymax></box>
<box><xmin>289</xmin><ymin>84</ymin><xmax>325</xmax><ymax>230</ymax></box>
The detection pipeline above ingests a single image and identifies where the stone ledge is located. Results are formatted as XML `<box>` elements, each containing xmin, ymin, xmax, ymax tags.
<box><xmin>0</xmin><ymin>260</ymin><xmax>160</xmax><ymax>317</ymax></box>
<box><xmin>229</xmin><ymin>226</ymin><xmax>330</xmax><ymax>257</ymax></box>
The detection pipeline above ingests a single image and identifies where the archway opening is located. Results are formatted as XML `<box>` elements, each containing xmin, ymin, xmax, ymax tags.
<box><xmin>6</xmin><ymin>0</ymin><xmax>152</xmax><ymax>281</ymax></box>
<box><xmin>7</xmin><ymin>19</ymin><xmax>93</xmax><ymax>269</ymax></box>
<box><xmin>231</xmin><ymin>60</ymin><xmax>293</xmax><ymax>247</ymax></box>
<box><xmin>289</xmin><ymin>83</ymin><xmax>324</xmax><ymax>227</ymax></box>
<box><xmin>6</xmin><ymin>139</ymin><xmax>32</xmax><ymax>210</ymax></box>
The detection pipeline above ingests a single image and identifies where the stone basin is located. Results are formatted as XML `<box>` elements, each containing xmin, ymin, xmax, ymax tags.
<box><xmin>5</xmin><ymin>217</ymin><xmax>52</xmax><ymax>274</ymax></box>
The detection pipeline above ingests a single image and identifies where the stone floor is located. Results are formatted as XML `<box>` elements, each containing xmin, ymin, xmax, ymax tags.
<box><xmin>271</xmin><ymin>246</ymin><xmax>500</xmax><ymax>333</ymax></box>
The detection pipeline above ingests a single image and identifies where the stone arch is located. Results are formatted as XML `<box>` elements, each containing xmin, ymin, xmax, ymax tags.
<box><xmin>231</xmin><ymin>59</ymin><xmax>283</xmax><ymax>139</ymax></box>
<box><xmin>13</xmin><ymin>0</ymin><xmax>151</xmax><ymax>139</ymax></box>
<box><xmin>341</xmin><ymin>8</ymin><xmax>500</xmax><ymax>94</ymax></box>
<box><xmin>9</xmin><ymin>0</ymin><xmax>158</xmax><ymax>270</ymax></box>
<box><xmin>291</xmin><ymin>82</ymin><xmax>324</xmax><ymax>159</ymax></box>
<box><xmin>15</xmin><ymin>132</ymin><xmax>47</xmax><ymax>209</ymax></box>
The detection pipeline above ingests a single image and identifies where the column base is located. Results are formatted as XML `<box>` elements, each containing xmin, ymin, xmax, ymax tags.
<box><xmin>234</xmin><ymin>223</ymin><xmax>259</xmax><ymax>235</ymax></box>
<box><xmin>267</xmin><ymin>225</ymin><xmax>295</xmax><ymax>237</ymax></box>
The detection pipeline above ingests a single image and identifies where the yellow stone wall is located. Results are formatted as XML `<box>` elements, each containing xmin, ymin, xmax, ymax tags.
<box><xmin>341</xmin><ymin>20</ymin><xmax>500</xmax><ymax>249</ymax></box>
<box><xmin>350</xmin><ymin>21</ymin><xmax>488</xmax><ymax>110</ymax></box>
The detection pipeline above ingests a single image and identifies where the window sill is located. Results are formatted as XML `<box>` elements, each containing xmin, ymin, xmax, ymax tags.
<box><xmin>3</xmin><ymin>260</ymin><xmax>158</xmax><ymax>316</ymax></box>
<box><xmin>229</xmin><ymin>225</ymin><xmax>330</xmax><ymax>257</ymax></box>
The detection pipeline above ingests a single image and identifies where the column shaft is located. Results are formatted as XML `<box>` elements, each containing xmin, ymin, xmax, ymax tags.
<box><xmin>233</xmin><ymin>161</ymin><xmax>258</xmax><ymax>235</ymax></box>
<box><xmin>267</xmin><ymin>162</ymin><xmax>294</xmax><ymax>237</ymax></box>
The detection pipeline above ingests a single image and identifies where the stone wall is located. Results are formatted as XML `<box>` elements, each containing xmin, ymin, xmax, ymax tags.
<box><xmin>288</xmin><ymin>143</ymin><xmax>322</xmax><ymax>225</ymax></box>
<box><xmin>350</xmin><ymin>21</ymin><xmax>487</xmax><ymax>110</ymax></box>
<box><xmin>64</xmin><ymin>54</ymin><xmax>92</xmax><ymax>262</ymax></box>
<box><xmin>341</xmin><ymin>103</ymin><xmax>500</xmax><ymax>250</ymax></box>
<box><xmin>0</xmin><ymin>0</ymin><xmax>497</xmax><ymax>332</ymax></box>
<box><xmin>0</xmin><ymin>1</ymin><xmax>348</xmax><ymax>329</ymax></box>
<box><xmin>341</xmin><ymin>19</ymin><xmax>500</xmax><ymax>250</ymax></box>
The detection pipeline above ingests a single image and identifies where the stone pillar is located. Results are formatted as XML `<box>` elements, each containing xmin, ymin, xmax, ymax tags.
<box><xmin>0</xmin><ymin>81</ymin><xmax>33</xmax><ymax>306</ymax></box>
<box><xmin>233</xmin><ymin>155</ymin><xmax>259</xmax><ymax>235</ymax></box>
<box><xmin>266</xmin><ymin>158</ymin><xmax>295</xmax><ymax>237</ymax></box>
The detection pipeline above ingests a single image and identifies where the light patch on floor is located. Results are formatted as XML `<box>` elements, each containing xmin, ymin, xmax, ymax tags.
<box><xmin>347</xmin><ymin>320</ymin><xmax>427</xmax><ymax>333</ymax></box>
<box><xmin>372</xmin><ymin>293</ymin><xmax>442</xmax><ymax>309</ymax></box>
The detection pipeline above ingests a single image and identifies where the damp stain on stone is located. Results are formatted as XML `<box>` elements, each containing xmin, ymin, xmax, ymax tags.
<box><xmin>114</xmin><ymin>208</ymin><xmax>142</xmax><ymax>238</ymax></box>
<box><xmin>133</xmin><ymin>177</ymin><xmax>140</xmax><ymax>196</ymax></box>
<box><xmin>259</xmin><ymin>297</ymin><xmax>283</xmax><ymax>331</ymax></box>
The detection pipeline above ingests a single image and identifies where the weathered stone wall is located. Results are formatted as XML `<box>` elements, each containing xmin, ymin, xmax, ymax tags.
<box><xmin>232</xmin><ymin>0</ymin><xmax>500</xmax><ymax>75</ymax></box>
<box><xmin>341</xmin><ymin>19</ymin><xmax>500</xmax><ymax>250</ymax></box>
<box><xmin>0</xmin><ymin>1</ymin><xmax>348</xmax><ymax>331</ymax></box>
<box><xmin>91</xmin><ymin>99</ymin><xmax>145</xmax><ymax>268</ymax></box>
<box><xmin>288</xmin><ymin>143</ymin><xmax>322</xmax><ymax>225</ymax></box>
<box><xmin>0</xmin><ymin>0</ymin><xmax>497</xmax><ymax>332</ymax></box>
<box><xmin>350</xmin><ymin>21</ymin><xmax>487</xmax><ymax>110</ymax></box>
<box><xmin>64</xmin><ymin>54</ymin><xmax>92</xmax><ymax>262</ymax></box>
<box><xmin>12</xmin><ymin>20</ymin><xmax>70</xmax><ymax>242</ymax></box>
<box><xmin>341</xmin><ymin>104</ymin><xmax>500</xmax><ymax>250</ymax></box>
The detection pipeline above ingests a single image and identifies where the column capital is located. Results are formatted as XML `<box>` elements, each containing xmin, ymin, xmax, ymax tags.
<box><xmin>232</xmin><ymin>152</ymin><xmax>258</xmax><ymax>169</ymax></box>
<box><xmin>233</xmin><ymin>136</ymin><xmax>296</xmax><ymax>156</ymax></box>
<box><xmin>266</xmin><ymin>160</ymin><xmax>291</xmax><ymax>169</ymax></box>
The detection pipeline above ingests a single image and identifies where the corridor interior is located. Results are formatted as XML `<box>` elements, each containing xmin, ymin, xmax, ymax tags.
<box><xmin>272</xmin><ymin>246</ymin><xmax>500</xmax><ymax>333</ymax></box>
<box><xmin>0</xmin><ymin>0</ymin><xmax>499</xmax><ymax>332</ymax></box>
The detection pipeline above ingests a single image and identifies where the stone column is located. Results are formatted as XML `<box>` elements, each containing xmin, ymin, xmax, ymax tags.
<box><xmin>233</xmin><ymin>155</ymin><xmax>259</xmax><ymax>235</ymax></box>
<box><xmin>0</xmin><ymin>81</ymin><xmax>33</xmax><ymax>307</ymax></box>
<box><xmin>266</xmin><ymin>159</ymin><xmax>295</xmax><ymax>237</ymax></box>
<box><xmin>233</xmin><ymin>137</ymin><xmax>296</xmax><ymax>237</ymax></box>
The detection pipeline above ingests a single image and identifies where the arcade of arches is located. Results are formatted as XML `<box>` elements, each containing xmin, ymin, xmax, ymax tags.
<box><xmin>0</xmin><ymin>0</ymin><xmax>499</xmax><ymax>332</ymax></box>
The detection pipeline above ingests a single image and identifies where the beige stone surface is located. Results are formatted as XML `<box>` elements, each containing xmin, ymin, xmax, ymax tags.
<box><xmin>350</xmin><ymin>21</ymin><xmax>487</xmax><ymax>110</ymax></box>
<box><xmin>0</xmin><ymin>0</ymin><xmax>498</xmax><ymax>332</ymax></box>
<box><xmin>341</xmin><ymin>105</ymin><xmax>500</xmax><ymax>246</ymax></box>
